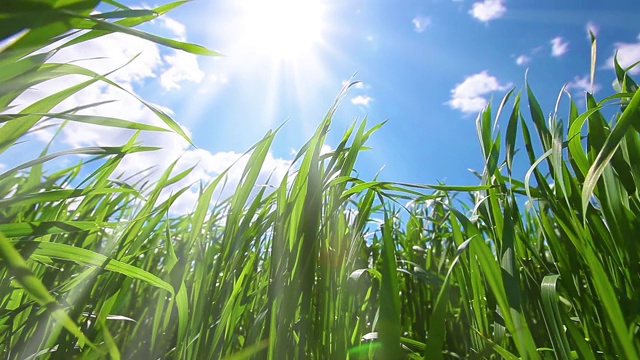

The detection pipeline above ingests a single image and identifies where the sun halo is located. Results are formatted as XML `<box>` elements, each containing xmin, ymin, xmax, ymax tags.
<box><xmin>235</xmin><ymin>0</ymin><xmax>326</xmax><ymax>61</ymax></box>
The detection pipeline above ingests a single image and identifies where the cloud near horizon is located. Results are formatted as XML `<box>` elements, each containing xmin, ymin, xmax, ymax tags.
<box><xmin>5</xmin><ymin>22</ymin><xmax>292</xmax><ymax>215</ymax></box>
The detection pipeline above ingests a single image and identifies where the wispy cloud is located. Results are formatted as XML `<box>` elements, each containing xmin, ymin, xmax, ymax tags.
<box><xmin>447</xmin><ymin>71</ymin><xmax>511</xmax><ymax>114</ymax></box>
<box><xmin>412</xmin><ymin>15</ymin><xmax>432</xmax><ymax>33</ymax></box>
<box><xmin>585</xmin><ymin>21</ymin><xmax>599</xmax><ymax>39</ymax></box>
<box><xmin>198</xmin><ymin>73</ymin><xmax>229</xmax><ymax>94</ymax></box>
<box><xmin>606</xmin><ymin>37</ymin><xmax>640</xmax><ymax>74</ymax></box>
<box><xmin>469</xmin><ymin>0</ymin><xmax>506</xmax><ymax>23</ymax></box>
<box><xmin>566</xmin><ymin>75</ymin><xmax>600</xmax><ymax>94</ymax></box>
<box><xmin>550</xmin><ymin>37</ymin><xmax>569</xmax><ymax>57</ymax></box>
<box><xmin>342</xmin><ymin>79</ymin><xmax>365</xmax><ymax>89</ymax></box>
<box><xmin>516</xmin><ymin>55</ymin><xmax>531</xmax><ymax>66</ymax></box>
<box><xmin>351</xmin><ymin>95</ymin><xmax>374</xmax><ymax>106</ymax></box>
<box><xmin>160</xmin><ymin>16</ymin><xmax>187</xmax><ymax>41</ymax></box>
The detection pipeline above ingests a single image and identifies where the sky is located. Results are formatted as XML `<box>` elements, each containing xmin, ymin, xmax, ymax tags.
<box><xmin>2</xmin><ymin>0</ymin><xmax>640</xmax><ymax>213</ymax></box>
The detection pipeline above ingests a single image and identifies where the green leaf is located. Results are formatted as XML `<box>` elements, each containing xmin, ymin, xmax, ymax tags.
<box><xmin>0</xmin><ymin>221</ymin><xmax>111</xmax><ymax>238</ymax></box>
<box><xmin>0</xmin><ymin>231</ymin><xmax>98</xmax><ymax>352</ymax></box>
<box><xmin>541</xmin><ymin>275</ymin><xmax>572</xmax><ymax>360</ymax></box>
<box><xmin>582</xmin><ymin>89</ymin><xmax>640</xmax><ymax>219</ymax></box>
<box><xmin>29</xmin><ymin>241</ymin><xmax>175</xmax><ymax>295</ymax></box>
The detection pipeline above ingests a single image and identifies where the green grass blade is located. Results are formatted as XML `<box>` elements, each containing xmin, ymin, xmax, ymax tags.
<box><xmin>0</xmin><ymin>231</ymin><xmax>98</xmax><ymax>353</ymax></box>
<box><xmin>581</xmin><ymin>89</ymin><xmax>640</xmax><ymax>219</ymax></box>
<box><xmin>540</xmin><ymin>275</ymin><xmax>572</xmax><ymax>360</ymax></box>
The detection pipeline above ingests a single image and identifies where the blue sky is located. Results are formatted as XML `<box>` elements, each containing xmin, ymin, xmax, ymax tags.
<box><xmin>3</xmin><ymin>0</ymin><xmax>640</xmax><ymax>213</ymax></box>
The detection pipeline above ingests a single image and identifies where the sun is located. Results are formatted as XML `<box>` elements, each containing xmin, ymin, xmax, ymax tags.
<box><xmin>235</xmin><ymin>0</ymin><xmax>326</xmax><ymax>60</ymax></box>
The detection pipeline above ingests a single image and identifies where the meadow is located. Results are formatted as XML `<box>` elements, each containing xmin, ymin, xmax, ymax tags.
<box><xmin>1</xmin><ymin>1</ymin><xmax>639</xmax><ymax>359</ymax></box>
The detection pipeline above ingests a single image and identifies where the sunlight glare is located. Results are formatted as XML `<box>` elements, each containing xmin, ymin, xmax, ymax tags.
<box><xmin>237</xmin><ymin>0</ymin><xmax>325</xmax><ymax>60</ymax></box>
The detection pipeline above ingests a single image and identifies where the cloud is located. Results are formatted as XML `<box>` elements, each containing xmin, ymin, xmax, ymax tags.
<box><xmin>516</xmin><ymin>55</ymin><xmax>531</xmax><ymax>66</ymax></box>
<box><xmin>320</xmin><ymin>144</ymin><xmax>333</xmax><ymax>156</ymax></box>
<box><xmin>5</xmin><ymin>30</ymin><xmax>285</xmax><ymax>215</ymax></box>
<box><xmin>412</xmin><ymin>16</ymin><xmax>432</xmax><ymax>33</ymax></box>
<box><xmin>469</xmin><ymin>0</ymin><xmax>506</xmax><ymax>23</ymax></box>
<box><xmin>550</xmin><ymin>37</ymin><xmax>569</xmax><ymax>57</ymax></box>
<box><xmin>342</xmin><ymin>80</ymin><xmax>369</xmax><ymax>90</ymax></box>
<box><xmin>342</xmin><ymin>79</ymin><xmax>365</xmax><ymax>89</ymax></box>
<box><xmin>160</xmin><ymin>16</ymin><xmax>187</xmax><ymax>41</ymax></box>
<box><xmin>606</xmin><ymin>40</ymin><xmax>640</xmax><ymax>74</ymax></box>
<box><xmin>566</xmin><ymin>75</ymin><xmax>600</xmax><ymax>94</ymax></box>
<box><xmin>155</xmin><ymin>17</ymin><xmax>205</xmax><ymax>90</ymax></box>
<box><xmin>115</xmin><ymin>145</ymin><xmax>293</xmax><ymax>215</ymax></box>
<box><xmin>447</xmin><ymin>71</ymin><xmax>511</xmax><ymax>113</ymax></box>
<box><xmin>160</xmin><ymin>50</ymin><xmax>205</xmax><ymax>90</ymax></box>
<box><xmin>351</xmin><ymin>95</ymin><xmax>373</xmax><ymax>106</ymax></box>
<box><xmin>585</xmin><ymin>21</ymin><xmax>598</xmax><ymax>39</ymax></box>
<box><xmin>209</xmin><ymin>73</ymin><xmax>229</xmax><ymax>84</ymax></box>
<box><xmin>198</xmin><ymin>73</ymin><xmax>230</xmax><ymax>94</ymax></box>
<box><xmin>289</xmin><ymin>144</ymin><xmax>334</xmax><ymax>157</ymax></box>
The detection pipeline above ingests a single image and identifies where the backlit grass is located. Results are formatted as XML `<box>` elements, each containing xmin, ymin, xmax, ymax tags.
<box><xmin>1</xmin><ymin>2</ymin><xmax>639</xmax><ymax>359</ymax></box>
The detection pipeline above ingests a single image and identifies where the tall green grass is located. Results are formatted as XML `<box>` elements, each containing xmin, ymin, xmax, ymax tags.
<box><xmin>1</xmin><ymin>1</ymin><xmax>639</xmax><ymax>359</ymax></box>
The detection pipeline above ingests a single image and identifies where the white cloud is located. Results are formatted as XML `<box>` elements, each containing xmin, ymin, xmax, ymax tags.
<box><xmin>585</xmin><ymin>21</ymin><xmax>599</xmax><ymax>39</ymax></box>
<box><xmin>197</xmin><ymin>73</ymin><xmax>230</xmax><ymax>94</ymax></box>
<box><xmin>0</xmin><ymin>163</ymin><xmax>5</xmax><ymax>171</ymax></box>
<box><xmin>516</xmin><ymin>55</ymin><xmax>531</xmax><ymax>66</ymax></box>
<box><xmin>209</xmin><ymin>73</ymin><xmax>229</xmax><ymax>84</ymax></box>
<box><xmin>59</xmin><ymin>32</ymin><xmax>163</xmax><ymax>84</ymax></box>
<box><xmin>550</xmin><ymin>37</ymin><xmax>569</xmax><ymax>57</ymax></box>
<box><xmin>115</xmin><ymin>145</ymin><xmax>292</xmax><ymax>215</ymax></box>
<box><xmin>341</xmin><ymin>79</ymin><xmax>365</xmax><ymax>89</ymax></box>
<box><xmin>447</xmin><ymin>71</ymin><xmax>511</xmax><ymax>113</ymax></box>
<box><xmin>469</xmin><ymin>0</ymin><xmax>506</xmax><ymax>23</ymax></box>
<box><xmin>4</xmin><ymin>30</ymin><xmax>282</xmax><ymax>215</ymax></box>
<box><xmin>160</xmin><ymin>16</ymin><xmax>187</xmax><ymax>41</ymax></box>
<box><xmin>412</xmin><ymin>16</ymin><xmax>432</xmax><ymax>33</ymax></box>
<box><xmin>289</xmin><ymin>144</ymin><xmax>334</xmax><ymax>157</ymax></box>
<box><xmin>351</xmin><ymin>95</ymin><xmax>373</xmax><ymax>106</ymax></box>
<box><xmin>155</xmin><ymin>17</ymin><xmax>205</xmax><ymax>90</ymax></box>
<box><xmin>160</xmin><ymin>50</ymin><xmax>205</xmax><ymax>90</ymax></box>
<box><xmin>566</xmin><ymin>75</ymin><xmax>600</xmax><ymax>94</ymax></box>
<box><xmin>606</xmin><ymin>40</ymin><xmax>640</xmax><ymax>74</ymax></box>
<box><xmin>320</xmin><ymin>144</ymin><xmax>334</xmax><ymax>156</ymax></box>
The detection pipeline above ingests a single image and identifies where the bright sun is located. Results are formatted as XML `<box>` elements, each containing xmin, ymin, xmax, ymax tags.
<box><xmin>236</xmin><ymin>0</ymin><xmax>326</xmax><ymax>60</ymax></box>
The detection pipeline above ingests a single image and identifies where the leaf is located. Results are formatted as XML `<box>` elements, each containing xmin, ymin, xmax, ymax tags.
<box><xmin>0</xmin><ymin>231</ymin><xmax>98</xmax><ymax>352</ymax></box>
<box><xmin>0</xmin><ymin>221</ymin><xmax>111</xmax><ymax>238</ymax></box>
<box><xmin>582</xmin><ymin>89</ymin><xmax>640</xmax><ymax>219</ymax></box>
<box><xmin>29</xmin><ymin>241</ymin><xmax>175</xmax><ymax>295</ymax></box>
<box><xmin>541</xmin><ymin>275</ymin><xmax>572</xmax><ymax>360</ymax></box>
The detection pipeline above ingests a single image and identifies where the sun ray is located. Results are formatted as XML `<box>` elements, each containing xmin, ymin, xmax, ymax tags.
<box><xmin>235</xmin><ymin>0</ymin><xmax>326</xmax><ymax>61</ymax></box>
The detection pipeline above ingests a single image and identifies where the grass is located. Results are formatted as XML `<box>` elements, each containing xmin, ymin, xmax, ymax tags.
<box><xmin>1</xmin><ymin>1</ymin><xmax>639</xmax><ymax>359</ymax></box>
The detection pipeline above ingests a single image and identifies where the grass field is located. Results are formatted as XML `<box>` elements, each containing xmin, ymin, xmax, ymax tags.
<box><xmin>1</xmin><ymin>1</ymin><xmax>639</xmax><ymax>359</ymax></box>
